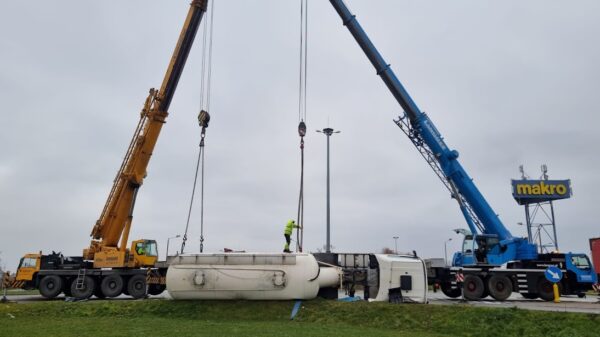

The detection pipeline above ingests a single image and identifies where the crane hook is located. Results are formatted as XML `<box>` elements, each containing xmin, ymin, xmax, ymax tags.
<box><xmin>198</xmin><ymin>109</ymin><xmax>210</xmax><ymax>128</ymax></box>
<box><xmin>298</xmin><ymin>120</ymin><xmax>306</xmax><ymax>137</ymax></box>
<box><xmin>198</xmin><ymin>109</ymin><xmax>210</xmax><ymax>141</ymax></box>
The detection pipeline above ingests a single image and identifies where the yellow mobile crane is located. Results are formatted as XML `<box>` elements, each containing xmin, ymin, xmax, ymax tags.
<box><xmin>11</xmin><ymin>0</ymin><xmax>209</xmax><ymax>299</ymax></box>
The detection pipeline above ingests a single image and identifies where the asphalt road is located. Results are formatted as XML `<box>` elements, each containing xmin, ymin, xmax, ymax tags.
<box><xmin>3</xmin><ymin>291</ymin><xmax>600</xmax><ymax>314</ymax></box>
<box><xmin>427</xmin><ymin>291</ymin><xmax>600</xmax><ymax>314</ymax></box>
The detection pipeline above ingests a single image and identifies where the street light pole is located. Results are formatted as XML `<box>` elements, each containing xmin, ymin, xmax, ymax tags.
<box><xmin>444</xmin><ymin>238</ymin><xmax>452</xmax><ymax>266</ymax></box>
<box><xmin>317</xmin><ymin>127</ymin><xmax>340</xmax><ymax>253</ymax></box>
<box><xmin>166</xmin><ymin>235</ymin><xmax>181</xmax><ymax>260</ymax></box>
<box><xmin>393</xmin><ymin>236</ymin><xmax>399</xmax><ymax>254</ymax></box>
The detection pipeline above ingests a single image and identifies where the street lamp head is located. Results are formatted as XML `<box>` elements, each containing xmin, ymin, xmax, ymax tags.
<box><xmin>176</xmin><ymin>235</ymin><xmax>181</xmax><ymax>238</ymax></box>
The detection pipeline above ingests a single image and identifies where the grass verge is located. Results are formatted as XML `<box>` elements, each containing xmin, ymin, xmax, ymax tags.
<box><xmin>0</xmin><ymin>299</ymin><xmax>598</xmax><ymax>337</ymax></box>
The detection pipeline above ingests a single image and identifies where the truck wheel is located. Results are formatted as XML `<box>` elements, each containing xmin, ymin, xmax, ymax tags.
<box><xmin>70</xmin><ymin>276</ymin><xmax>96</xmax><ymax>299</ymax></box>
<box><xmin>441</xmin><ymin>282</ymin><xmax>461</xmax><ymax>298</ymax></box>
<box><xmin>127</xmin><ymin>274</ymin><xmax>147</xmax><ymax>299</ymax></box>
<box><xmin>148</xmin><ymin>284</ymin><xmax>166</xmax><ymax>296</ymax></box>
<box><xmin>537</xmin><ymin>278</ymin><xmax>558</xmax><ymax>302</ymax></box>
<box><xmin>100</xmin><ymin>275</ymin><xmax>124</xmax><ymax>298</ymax></box>
<box><xmin>463</xmin><ymin>275</ymin><xmax>484</xmax><ymax>300</ymax></box>
<box><xmin>521</xmin><ymin>292</ymin><xmax>538</xmax><ymax>299</ymax></box>
<box><xmin>488</xmin><ymin>275</ymin><xmax>512</xmax><ymax>301</ymax></box>
<box><xmin>39</xmin><ymin>275</ymin><xmax>63</xmax><ymax>299</ymax></box>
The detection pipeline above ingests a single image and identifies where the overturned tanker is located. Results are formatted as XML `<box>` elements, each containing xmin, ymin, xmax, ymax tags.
<box><xmin>166</xmin><ymin>253</ymin><xmax>341</xmax><ymax>300</ymax></box>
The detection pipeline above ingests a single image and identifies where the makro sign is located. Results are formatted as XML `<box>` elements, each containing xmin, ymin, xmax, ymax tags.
<box><xmin>511</xmin><ymin>179</ymin><xmax>571</xmax><ymax>205</ymax></box>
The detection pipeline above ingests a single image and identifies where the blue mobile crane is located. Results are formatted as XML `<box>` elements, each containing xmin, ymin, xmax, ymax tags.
<box><xmin>328</xmin><ymin>0</ymin><xmax>597</xmax><ymax>301</ymax></box>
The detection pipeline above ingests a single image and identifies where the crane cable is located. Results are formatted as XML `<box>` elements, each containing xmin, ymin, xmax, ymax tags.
<box><xmin>181</xmin><ymin>0</ymin><xmax>216</xmax><ymax>255</ymax></box>
<box><xmin>296</xmin><ymin>0</ymin><xmax>308</xmax><ymax>252</ymax></box>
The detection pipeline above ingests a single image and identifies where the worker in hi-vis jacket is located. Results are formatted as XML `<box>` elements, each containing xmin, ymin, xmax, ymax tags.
<box><xmin>283</xmin><ymin>219</ymin><xmax>301</xmax><ymax>253</ymax></box>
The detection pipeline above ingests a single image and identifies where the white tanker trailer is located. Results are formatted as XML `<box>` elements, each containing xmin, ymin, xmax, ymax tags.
<box><xmin>166</xmin><ymin>253</ymin><xmax>341</xmax><ymax>300</ymax></box>
<box><xmin>166</xmin><ymin>252</ymin><xmax>427</xmax><ymax>303</ymax></box>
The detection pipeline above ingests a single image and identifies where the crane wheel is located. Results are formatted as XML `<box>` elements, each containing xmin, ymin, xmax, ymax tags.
<box><xmin>463</xmin><ymin>275</ymin><xmax>484</xmax><ymax>300</ymax></box>
<box><xmin>100</xmin><ymin>274</ymin><xmax>124</xmax><ymax>298</ymax></box>
<box><xmin>487</xmin><ymin>275</ymin><xmax>512</xmax><ymax>301</ymax></box>
<box><xmin>520</xmin><ymin>292</ymin><xmax>538</xmax><ymax>299</ymax></box>
<box><xmin>440</xmin><ymin>282</ymin><xmax>461</xmax><ymax>298</ymax></box>
<box><xmin>148</xmin><ymin>284</ymin><xmax>166</xmax><ymax>296</ymax></box>
<box><xmin>70</xmin><ymin>276</ymin><xmax>96</xmax><ymax>299</ymax></box>
<box><xmin>537</xmin><ymin>278</ymin><xmax>559</xmax><ymax>302</ymax></box>
<box><xmin>39</xmin><ymin>275</ymin><xmax>63</xmax><ymax>299</ymax></box>
<box><xmin>127</xmin><ymin>274</ymin><xmax>147</xmax><ymax>299</ymax></box>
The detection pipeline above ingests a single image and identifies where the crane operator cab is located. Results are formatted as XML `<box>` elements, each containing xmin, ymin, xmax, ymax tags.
<box><xmin>452</xmin><ymin>234</ymin><xmax>502</xmax><ymax>267</ymax></box>
<box><xmin>92</xmin><ymin>239</ymin><xmax>159</xmax><ymax>268</ymax></box>
<box><xmin>130</xmin><ymin>239</ymin><xmax>159</xmax><ymax>268</ymax></box>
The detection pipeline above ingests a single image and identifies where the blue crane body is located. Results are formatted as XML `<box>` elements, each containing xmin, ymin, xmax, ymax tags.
<box><xmin>328</xmin><ymin>0</ymin><xmax>537</xmax><ymax>266</ymax></box>
<box><xmin>328</xmin><ymin>1</ymin><xmax>597</xmax><ymax>301</ymax></box>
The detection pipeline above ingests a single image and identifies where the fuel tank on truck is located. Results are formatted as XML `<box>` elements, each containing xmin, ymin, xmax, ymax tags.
<box><xmin>166</xmin><ymin>253</ymin><xmax>341</xmax><ymax>300</ymax></box>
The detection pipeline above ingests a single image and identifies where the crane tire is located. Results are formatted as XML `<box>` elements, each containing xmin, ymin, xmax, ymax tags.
<box><xmin>100</xmin><ymin>274</ymin><xmax>124</xmax><ymax>298</ymax></box>
<box><xmin>70</xmin><ymin>276</ymin><xmax>96</xmax><ymax>299</ymax></box>
<box><xmin>39</xmin><ymin>275</ymin><xmax>63</xmax><ymax>299</ymax></box>
<box><xmin>127</xmin><ymin>274</ymin><xmax>147</xmax><ymax>299</ymax></box>
<box><xmin>488</xmin><ymin>275</ymin><xmax>512</xmax><ymax>301</ymax></box>
<box><xmin>440</xmin><ymin>282</ymin><xmax>461</xmax><ymax>298</ymax></box>
<box><xmin>463</xmin><ymin>275</ymin><xmax>484</xmax><ymax>300</ymax></box>
<box><xmin>521</xmin><ymin>292</ymin><xmax>538</xmax><ymax>299</ymax></box>
<box><xmin>148</xmin><ymin>284</ymin><xmax>166</xmax><ymax>296</ymax></box>
<box><xmin>537</xmin><ymin>278</ymin><xmax>559</xmax><ymax>302</ymax></box>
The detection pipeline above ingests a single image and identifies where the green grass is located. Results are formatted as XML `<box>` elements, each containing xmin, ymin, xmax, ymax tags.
<box><xmin>0</xmin><ymin>299</ymin><xmax>599</xmax><ymax>337</ymax></box>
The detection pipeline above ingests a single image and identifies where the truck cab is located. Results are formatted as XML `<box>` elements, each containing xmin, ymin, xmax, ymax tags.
<box><xmin>565</xmin><ymin>253</ymin><xmax>597</xmax><ymax>284</ymax></box>
<box><xmin>15</xmin><ymin>253</ymin><xmax>41</xmax><ymax>285</ymax></box>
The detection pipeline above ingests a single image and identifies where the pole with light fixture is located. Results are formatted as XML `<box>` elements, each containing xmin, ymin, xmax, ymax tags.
<box><xmin>317</xmin><ymin>127</ymin><xmax>340</xmax><ymax>253</ymax></box>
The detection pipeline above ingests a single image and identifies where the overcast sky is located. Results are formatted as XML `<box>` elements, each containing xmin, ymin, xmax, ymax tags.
<box><xmin>1</xmin><ymin>0</ymin><xmax>599</xmax><ymax>270</ymax></box>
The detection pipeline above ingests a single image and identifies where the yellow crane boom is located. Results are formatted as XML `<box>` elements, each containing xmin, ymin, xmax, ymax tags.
<box><xmin>84</xmin><ymin>0</ymin><xmax>208</xmax><ymax>268</ymax></box>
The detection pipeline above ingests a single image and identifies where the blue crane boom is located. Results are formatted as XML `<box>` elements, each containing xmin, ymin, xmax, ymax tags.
<box><xmin>328</xmin><ymin>0</ymin><xmax>538</xmax><ymax>266</ymax></box>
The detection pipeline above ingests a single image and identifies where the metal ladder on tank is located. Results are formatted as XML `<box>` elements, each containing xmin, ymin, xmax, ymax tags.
<box><xmin>75</xmin><ymin>268</ymin><xmax>87</xmax><ymax>289</ymax></box>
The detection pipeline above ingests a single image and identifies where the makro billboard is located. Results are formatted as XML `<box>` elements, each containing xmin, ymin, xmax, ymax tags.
<box><xmin>511</xmin><ymin>179</ymin><xmax>571</xmax><ymax>205</ymax></box>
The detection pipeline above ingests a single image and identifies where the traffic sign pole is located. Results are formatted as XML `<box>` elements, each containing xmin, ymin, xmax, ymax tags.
<box><xmin>544</xmin><ymin>266</ymin><xmax>563</xmax><ymax>303</ymax></box>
